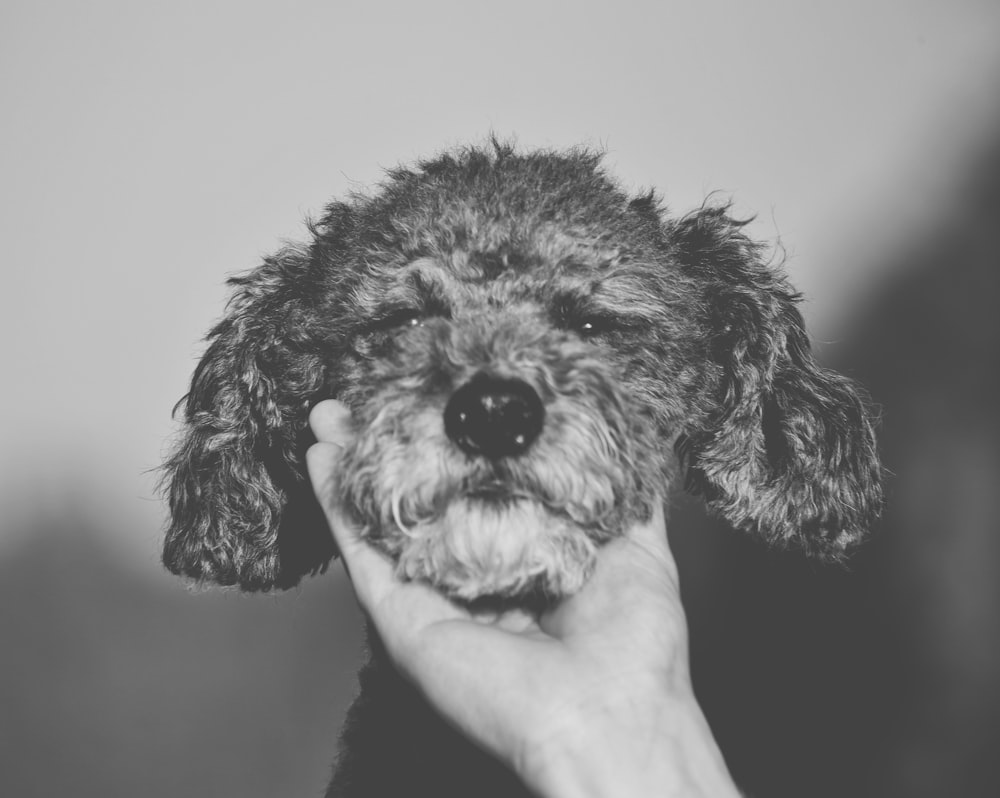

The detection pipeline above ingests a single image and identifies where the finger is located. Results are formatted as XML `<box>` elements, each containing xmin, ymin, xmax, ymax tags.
<box><xmin>304</xmin><ymin>441</ymin><xmax>359</xmax><ymax>545</ymax></box>
<box><xmin>540</xmin><ymin>503</ymin><xmax>679</xmax><ymax>638</ymax></box>
<box><xmin>622</xmin><ymin>503</ymin><xmax>679</xmax><ymax>583</ymax></box>
<box><xmin>587</xmin><ymin>503</ymin><xmax>676</xmax><ymax>592</ymax></box>
<box><xmin>309</xmin><ymin>399</ymin><xmax>354</xmax><ymax>444</ymax></box>
<box><xmin>305</xmin><ymin>440</ymin><xmax>394</xmax><ymax>602</ymax></box>
<box><xmin>306</xmin><ymin>400</ymin><xmax>364</xmax><ymax>560</ymax></box>
<box><xmin>304</xmin><ymin>415</ymin><xmax>466</xmax><ymax>634</ymax></box>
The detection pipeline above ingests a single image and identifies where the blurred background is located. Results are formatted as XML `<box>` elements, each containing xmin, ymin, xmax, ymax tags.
<box><xmin>2</xmin><ymin>1</ymin><xmax>999</xmax><ymax>795</ymax></box>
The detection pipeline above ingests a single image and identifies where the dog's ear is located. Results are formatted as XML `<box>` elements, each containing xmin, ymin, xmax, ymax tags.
<box><xmin>674</xmin><ymin>205</ymin><xmax>882</xmax><ymax>558</ymax></box>
<box><xmin>162</xmin><ymin>243</ymin><xmax>337</xmax><ymax>590</ymax></box>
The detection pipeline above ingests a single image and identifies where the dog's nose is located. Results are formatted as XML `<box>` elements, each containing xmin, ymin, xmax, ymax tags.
<box><xmin>444</xmin><ymin>373</ymin><xmax>545</xmax><ymax>458</ymax></box>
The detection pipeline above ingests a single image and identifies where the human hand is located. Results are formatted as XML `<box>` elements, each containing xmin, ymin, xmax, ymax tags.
<box><xmin>307</xmin><ymin>399</ymin><xmax>740</xmax><ymax>798</ymax></box>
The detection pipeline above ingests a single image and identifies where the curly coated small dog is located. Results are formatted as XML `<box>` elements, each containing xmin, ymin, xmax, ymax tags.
<box><xmin>162</xmin><ymin>142</ymin><xmax>882</xmax><ymax>796</ymax></box>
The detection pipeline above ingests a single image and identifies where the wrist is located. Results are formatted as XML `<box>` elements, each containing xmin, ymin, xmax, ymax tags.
<box><xmin>517</xmin><ymin>693</ymin><xmax>741</xmax><ymax>798</ymax></box>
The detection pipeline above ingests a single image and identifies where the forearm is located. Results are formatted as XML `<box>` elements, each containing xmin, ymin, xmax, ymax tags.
<box><xmin>518</xmin><ymin>695</ymin><xmax>742</xmax><ymax>798</ymax></box>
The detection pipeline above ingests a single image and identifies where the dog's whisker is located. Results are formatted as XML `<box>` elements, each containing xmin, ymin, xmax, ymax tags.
<box><xmin>389</xmin><ymin>490</ymin><xmax>413</xmax><ymax>536</ymax></box>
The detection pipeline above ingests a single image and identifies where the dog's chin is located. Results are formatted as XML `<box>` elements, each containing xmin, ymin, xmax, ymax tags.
<box><xmin>391</xmin><ymin>497</ymin><xmax>599</xmax><ymax>604</ymax></box>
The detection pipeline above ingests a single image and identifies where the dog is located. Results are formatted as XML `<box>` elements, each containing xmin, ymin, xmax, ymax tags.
<box><xmin>162</xmin><ymin>142</ymin><xmax>882</xmax><ymax>795</ymax></box>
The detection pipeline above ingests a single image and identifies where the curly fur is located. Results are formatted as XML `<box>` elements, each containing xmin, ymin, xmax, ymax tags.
<box><xmin>161</xmin><ymin>141</ymin><xmax>882</xmax><ymax>795</ymax></box>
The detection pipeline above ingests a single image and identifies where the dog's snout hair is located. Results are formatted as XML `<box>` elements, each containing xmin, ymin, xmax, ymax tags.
<box><xmin>162</xmin><ymin>141</ymin><xmax>882</xmax><ymax>602</ymax></box>
<box><xmin>336</xmin><ymin>307</ymin><xmax>657</xmax><ymax>600</ymax></box>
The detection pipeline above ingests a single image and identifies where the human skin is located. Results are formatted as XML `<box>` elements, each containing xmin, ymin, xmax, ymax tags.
<box><xmin>307</xmin><ymin>399</ymin><xmax>741</xmax><ymax>798</ymax></box>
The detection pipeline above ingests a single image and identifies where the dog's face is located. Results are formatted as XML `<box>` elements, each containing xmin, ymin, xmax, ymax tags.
<box><xmin>163</xmin><ymin>144</ymin><xmax>881</xmax><ymax>601</ymax></box>
<box><xmin>336</xmin><ymin>237</ymin><xmax>686</xmax><ymax>600</ymax></box>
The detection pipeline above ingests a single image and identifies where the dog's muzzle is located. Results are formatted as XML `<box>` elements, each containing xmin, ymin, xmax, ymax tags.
<box><xmin>444</xmin><ymin>372</ymin><xmax>545</xmax><ymax>458</ymax></box>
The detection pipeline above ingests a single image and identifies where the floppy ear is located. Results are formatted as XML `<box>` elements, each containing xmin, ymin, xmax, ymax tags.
<box><xmin>162</xmin><ymin>244</ymin><xmax>337</xmax><ymax>590</ymax></box>
<box><xmin>674</xmin><ymin>205</ymin><xmax>882</xmax><ymax>558</ymax></box>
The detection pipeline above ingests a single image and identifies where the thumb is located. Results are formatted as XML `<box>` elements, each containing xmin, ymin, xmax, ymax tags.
<box><xmin>305</xmin><ymin>399</ymin><xmax>467</xmax><ymax>639</ymax></box>
<box><xmin>309</xmin><ymin>398</ymin><xmax>355</xmax><ymax>447</ymax></box>
<box><xmin>305</xmin><ymin>400</ymin><xmax>387</xmax><ymax>586</ymax></box>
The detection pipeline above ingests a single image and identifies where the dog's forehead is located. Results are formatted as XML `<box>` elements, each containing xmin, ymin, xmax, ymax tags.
<box><xmin>339</xmin><ymin>151</ymin><xmax>681</xmax><ymax>313</ymax></box>
<box><xmin>435</xmin><ymin>221</ymin><xmax>620</xmax><ymax>284</ymax></box>
<box><xmin>365</xmin><ymin>218</ymin><xmax>665</xmax><ymax>305</ymax></box>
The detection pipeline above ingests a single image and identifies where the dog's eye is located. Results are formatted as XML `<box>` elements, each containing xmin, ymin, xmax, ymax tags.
<box><xmin>573</xmin><ymin>315</ymin><xmax>618</xmax><ymax>338</ymax></box>
<box><xmin>576</xmin><ymin>318</ymin><xmax>601</xmax><ymax>336</ymax></box>
<box><xmin>552</xmin><ymin>297</ymin><xmax>631</xmax><ymax>339</ymax></box>
<box><xmin>370</xmin><ymin>308</ymin><xmax>426</xmax><ymax>331</ymax></box>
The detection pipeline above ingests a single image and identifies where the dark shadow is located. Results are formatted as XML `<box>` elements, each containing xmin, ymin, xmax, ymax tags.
<box><xmin>673</xmin><ymin>124</ymin><xmax>1000</xmax><ymax>797</ymax></box>
<box><xmin>0</xmin><ymin>510</ymin><xmax>364</xmax><ymax>798</ymax></box>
